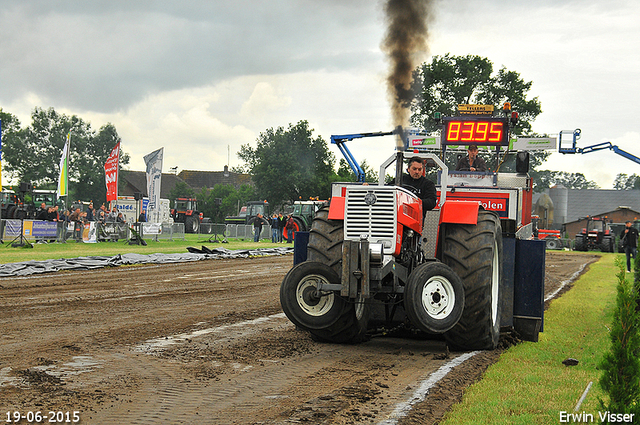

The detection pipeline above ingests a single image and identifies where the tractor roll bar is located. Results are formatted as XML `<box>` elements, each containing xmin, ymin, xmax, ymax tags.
<box><xmin>378</xmin><ymin>151</ymin><xmax>448</xmax><ymax>208</ymax></box>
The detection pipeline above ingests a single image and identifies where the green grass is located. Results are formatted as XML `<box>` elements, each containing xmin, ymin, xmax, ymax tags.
<box><xmin>441</xmin><ymin>253</ymin><xmax>618</xmax><ymax>424</ymax></box>
<box><xmin>0</xmin><ymin>235</ymin><xmax>289</xmax><ymax>264</ymax></box>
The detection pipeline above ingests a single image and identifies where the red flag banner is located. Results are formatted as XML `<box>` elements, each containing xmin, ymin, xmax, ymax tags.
<box><xmin>104</xmin><ymin>142</ymin><xmax>120</xmax><ymax>202</ymax></box>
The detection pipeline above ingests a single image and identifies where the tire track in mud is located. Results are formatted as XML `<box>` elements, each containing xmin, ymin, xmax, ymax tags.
<box><xmin>1</xmin><ymin>252</ymin><xmax>599</xmax><ymax>424</ymax></box>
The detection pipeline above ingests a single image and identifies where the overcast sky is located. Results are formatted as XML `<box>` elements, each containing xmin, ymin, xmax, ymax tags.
<box><xmin>1</xmin><ymin>0</ymin><xmax>639</xmax><ymax>188</ymax></box>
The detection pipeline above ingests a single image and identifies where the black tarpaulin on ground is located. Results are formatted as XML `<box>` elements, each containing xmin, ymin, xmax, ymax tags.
<box><xmin>0</xmin><ymin>247</ymin><xmax>293</xmax><ymax>278</ymax></box>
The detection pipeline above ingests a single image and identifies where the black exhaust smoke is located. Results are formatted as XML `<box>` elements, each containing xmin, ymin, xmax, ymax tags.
<box><xmin>382</xmin><ymin>0</ymin><xmax>433</xmax><ymax>148</ymax></box>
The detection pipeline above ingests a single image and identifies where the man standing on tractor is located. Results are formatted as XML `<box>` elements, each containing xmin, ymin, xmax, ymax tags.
<box><xmin>621</xmin><ymin>221</ymin><xmax>639</xmax><ymax>272</ymax></box>
<box><xmin>456</xmin><ymin>145</ymin><xmax>487</xmax><ymax>172</ymax></box>
<box><xmin>402</xmin><ymin>156</ymin><xmax>437</xmax><ymax>213</ymax></box>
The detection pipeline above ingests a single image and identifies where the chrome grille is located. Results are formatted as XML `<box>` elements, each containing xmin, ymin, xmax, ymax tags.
<box><xmin>344</xmin><ymin>188</ymin><xmax>396</xmax><ymax>247</ymax></box>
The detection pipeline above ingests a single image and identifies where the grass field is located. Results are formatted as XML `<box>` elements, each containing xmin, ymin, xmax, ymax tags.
<box><xmin>0</xmin><ymin>234</ymin><xmax>288</xmax><ymax>264</ymax></box>
<box><xmin>441</xmin><ymin>253</ymin><xmax>618</xmax><ymax>425</ymax></box>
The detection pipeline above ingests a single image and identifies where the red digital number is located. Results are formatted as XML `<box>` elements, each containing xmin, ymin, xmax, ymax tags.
<box><xmin>488</xmin><ymin>122</ymin><xmax>503</xmax><ymax>142</ymax></box>
<box><xmin>448</xmin><ymin>121</ymin><xmax>461</xmax><ymax>140</ymax></box>
<box><xmin>447</xmin><ymin>120</ymin><xmax>504</xmax><ymax>143</ymax></box>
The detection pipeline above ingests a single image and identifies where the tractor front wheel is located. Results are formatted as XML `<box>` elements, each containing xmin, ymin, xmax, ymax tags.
<box><xmin>280</xmin><ymin>261</ymin><xmax>346</xmax><ymax>330</ymax></box>
<box><xmin>404</xmin><ymin>262</ymin><xmax>465</xmax><ymax>333</ymax></box>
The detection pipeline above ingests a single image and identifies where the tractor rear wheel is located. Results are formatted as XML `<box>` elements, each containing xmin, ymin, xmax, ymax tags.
<box><xmin>283</xmin><ymin>217</ymin><xmax>305</xmax><ymax>241</ymax></box>
<box><xmin>185</xmin><ymin>216</ymin><xmax>199</xmax><ymax>234</ymax></box>
<box><xmin>600</xmin><ymin>235</ymin><xmax>614</xmax><ymax>253</ymax></box>
<box><xmin>307</xmin><ymin>207</ymin><xmax>343</xmax><ymax>275</ymax></box>
<box><xmin>404</xmin><ymin>262</ymin><xmax>465</xmax><ymax>333</ymax></box>
<box><xmin>574</xmin><ymin>234</ymin><xmax>587</xmax><ymax>251</ymax></box>
<box><xmin>442</xmin><ymin>210</ymin><xmax>502</xmax><ymax>351</ymax></box>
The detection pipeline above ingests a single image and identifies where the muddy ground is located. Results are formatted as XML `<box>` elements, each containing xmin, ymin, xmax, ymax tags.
<box><xmin>0</xmin><ymin>251</ymin><xmax>599</xmax><ymax>424</ymax></box>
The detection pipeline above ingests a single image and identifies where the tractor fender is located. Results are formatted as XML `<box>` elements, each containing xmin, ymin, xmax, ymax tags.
<box><xmin>328</xmin><ymin>196</ymin><xmax>345</xmax><ymax>220</ymax></box>
<box><xmin>439</xmin><ymin>200</ymin><xmax>481</xmax><ymax>225</ymax></box>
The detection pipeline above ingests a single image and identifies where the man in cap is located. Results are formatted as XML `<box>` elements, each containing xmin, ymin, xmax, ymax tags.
<box><xmin>456</xmin><ymin>145</ymin><xmax>487</xmax><ymax>172</ymax></box>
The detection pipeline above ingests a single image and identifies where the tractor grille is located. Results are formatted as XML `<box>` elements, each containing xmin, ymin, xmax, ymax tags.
<box><xmin>344</xmin><ymin>188</ymin><xmax>396</xmax><ymax>246</ymax></box>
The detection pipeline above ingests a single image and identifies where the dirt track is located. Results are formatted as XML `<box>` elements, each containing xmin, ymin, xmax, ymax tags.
<box><xmin>0</xmin><ymin>251</ymin><xmax>599</xmax><ymax>424</ymax></box>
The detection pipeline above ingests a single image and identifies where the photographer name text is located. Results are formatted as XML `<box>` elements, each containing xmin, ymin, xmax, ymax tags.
<box><xmin>559</xmin><ymin>411</ymin><xmax>634</xmax><ymax>423</ymax></box>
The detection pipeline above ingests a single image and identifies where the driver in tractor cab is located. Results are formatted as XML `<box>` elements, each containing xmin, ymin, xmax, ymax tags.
<box><xmin>402</xmin><ymin>156</ymin><xmax>437</xmax><ymax>215</ymax></box>
<box><xmin>456</xmin><ymin>144</ymin><xmax>487</xmax><ymax>172</ymax></box>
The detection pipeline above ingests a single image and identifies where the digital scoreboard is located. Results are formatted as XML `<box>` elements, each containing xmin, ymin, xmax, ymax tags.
<box><xmin>442</xmin><ymin>116</ymin><xmax>510</xmax><ymax>147</ymax></box>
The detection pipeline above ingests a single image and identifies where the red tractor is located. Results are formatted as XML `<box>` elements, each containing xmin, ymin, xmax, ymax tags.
<box><xmin>170</xmin><ymin>198</ymin><xmax>203</xmax><ymax>233</ymax></box>
<box><xmin>280</xmin><ymin>104</ymin><xmax>545</xmax><ymax>350</ymax></box>
<box><xmin>574</xmin><ymin>216</ymin><xmax>615</xmax><ymax>252</ymax></box>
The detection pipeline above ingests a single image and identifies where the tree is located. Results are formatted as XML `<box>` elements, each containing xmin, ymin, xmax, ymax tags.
<box><xmin>337</xmin><ymin>158</ymin><xmax>379</xmax><ymax>183</ymax></box>
<box><xmin>411</xmin><ymin>54</ymin><xmax>541</xmax><ymax>134</ymax></box>
<box><xmin>531</xmin><ymin>170</ymin><xmax>599</xmax><ymax>193</ymax></box>
<box><xmin>614</xmin><ymin>173</ymin><xmax>640</xmax><ymax>190</ymax></box>
<box><xmin>411</xmin><ymin>54</ymin><xmax>548</xmax><ymax>173</ymax></box>
<box><xmin>237</xmin><ymin>121</ymin><xmax>336</xmax><ymax>208</ymax></box>
<box><xmin>1</xmin><ymin>107</ymin><xmax>129</xmax><ymax>204</ymax></box>
<box><xmin>599</xmin><ymin>257</ymin><xmax>640</xmax><ymax>416</ymax></box>
<box><xmin>167</xmin><ymin>181</ymin><xmax>195</xmax><ymax>207</ymax></box>
<box><xmin>196</xmin><ymin>183</ymin><xmax>257</xmax><ymax>223</ymax></box>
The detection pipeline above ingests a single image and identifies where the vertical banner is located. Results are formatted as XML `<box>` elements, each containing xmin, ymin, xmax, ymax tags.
<box><xmin>57</xmin><ymin>133</ymin><xmax>70</xmax><ymax>197</ymax></box>
<box><xmin>143</xmin><ymin>147</ymin><xmax>163</xmax><ymax>222</ymax></box>
<box><xmin>0</xmin><ymin>118</ymin><xmax>3</xmax><ymax>191</ymax></box>
<box><xmin>104</xmin><ymin>142</ymin><xmax>120</xmax><ymax>202</ymax></box>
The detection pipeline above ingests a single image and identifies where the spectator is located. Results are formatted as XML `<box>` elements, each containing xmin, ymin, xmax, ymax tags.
<box><xmin>60</xmin><ymin>209</ymin><xmax>71</xmax><ymax>241</ymax></box>
<box><xmin>69</xmin><ymin>208</ymin><xmax>81</xmax><ymax>222</ymax></box>
<box><xmin>621</xmin><ymin>221</ymin><xmax>639</xmax><ymax>273</ymax></box>
<box><xmin>116</xmin><ymin>212</ymin><xmax>125</xmax><ymax>223</ymax></box>
<box><xmin>138</xmin><ymin>209</ymin><xmax>147</xmax><ymax>223</ymax></box>
<box><xmin>69</xmin><ymin>208</ymin><xmax>83</xmax><ymax>242</ymax></box>
<box><xmin>96</xmin><ymin>210</ymin><xmax>106</xmax><ymax>225</ymax></box>
<box><xmin>35</xmin><ymin>202</ymin><xmax>48</xmax><ymax>220</ymax></box>
<box><xmin>285</xmin><ymin>214</ymin><xmax>296</xmax><ymax>244</ymax></box>
<box><xmin>107</xmin><ymin>207</ymin><xmax>118</xmax><ymax>222</ymax></box>
<box><xmin>277</xmin><ymin>213</ymin><xmax>286</xmax><ymax>243</ymax></box>
<box><xmin>270</xmin><ymin>214</ymin><xmax>279</xmax><ymax>243</ymax></box>
<box><xmin>249</xmin><ymin>213</ymin><xmax>268</xmax><ymax>242</ymax></box>
<box><xmin>47</xmin><ymin>206</ymin><xmax>59</xmax><ymax>222</ymax></box>
<box><xmin>86</xmin><ymin>202</ymin><xmax>95</xmax><ymax>221</ymax></box>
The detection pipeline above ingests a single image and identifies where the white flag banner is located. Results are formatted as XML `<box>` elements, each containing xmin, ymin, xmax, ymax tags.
<box><xmin>143</xmin><ymin>148</ymin><xmax>163</xmax><ymax>222</ymax></box>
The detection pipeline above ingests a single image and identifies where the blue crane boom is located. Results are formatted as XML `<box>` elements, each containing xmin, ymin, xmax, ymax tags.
<box><xmin>558</xmin><ymin>128</ymin><xmax>640</xmax><ymax>165</ymax></box>
<box><xmin>330</xmin><ymin>131</ymin><xmax>395</xmax><ymax>183</ymax></box>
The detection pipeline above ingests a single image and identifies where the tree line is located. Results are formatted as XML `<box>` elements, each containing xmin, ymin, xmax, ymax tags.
<box><xmin>2</xmin><ymin>54</ymin><xmax>620</xmax><ymax>220</ymax></box>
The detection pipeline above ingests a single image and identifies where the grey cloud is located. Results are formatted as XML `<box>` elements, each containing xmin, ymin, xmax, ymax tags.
<box><xmin>0</xmin><ymin>0</ymin><xmax>382</xmax><ymax>112</ymax></box>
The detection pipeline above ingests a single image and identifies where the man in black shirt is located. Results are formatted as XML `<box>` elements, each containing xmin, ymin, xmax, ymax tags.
<box><xmin>621</xmin><ymin>221</ymin><xmax>639</xmax><ymax>272</ymax></box>
<box><xmin>456</xmin><ymin>145</ymin><xmax>487</xmax><ymax>172</ymax></box>
<box><xmin>402</xmin><ymin>156</ymin><xmax>437</xmax><ymax>213</ymax></box>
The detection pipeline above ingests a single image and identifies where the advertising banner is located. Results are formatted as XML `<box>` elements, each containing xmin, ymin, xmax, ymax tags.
<box><xmin>57</xmin><ymin>133</ymin><xmax>69</xmax><ymax>197</ymax></box>
<box><xmin>144</xmin><ymin>147</ymin><xmax>163</xmax><ymax>222</ymax></box>
<box><xmin>104</xmin><ymin>142</ymin><xmax>120</xmax><ymax>202</ymax></box>
<box><xmin>83</xmin><ymin>222</ymin><xmax>98</xmax><ymax>243</ymax></box>
<box><xmin>3</xmin><ymin>220</ymin><xmax>57</xmax><ymax>239</ymax></box>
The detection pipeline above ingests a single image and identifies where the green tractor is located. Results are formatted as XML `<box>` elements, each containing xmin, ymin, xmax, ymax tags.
<box><xmin>283</xmin><ymin>199</ymin><xmax>327</xmax><ymax>241</ymax></box>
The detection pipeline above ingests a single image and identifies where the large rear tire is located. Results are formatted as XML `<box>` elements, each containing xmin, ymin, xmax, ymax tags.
<box><xmin>404</xmin><ymin>262</ymin><xmax>465</xmax><ymax>333</ymax></box>
<box><xmin>307</xmin><ymin>207</ymin><xmax>344</xmax><ymax>275</ymax></box>
<box><xmin>185</xmin><ymin>216</ymin><xmax>199</xmax><ymax>234</ymax></box>
<box><xmin>574</xmin><ymin>234</ymin><xmax>587</xmax><ymax>251</ymax></box>
<box><xmin>443</xmin><ymin>210</ymin><xmax>502</xmax><ymax>351</ymax></box>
